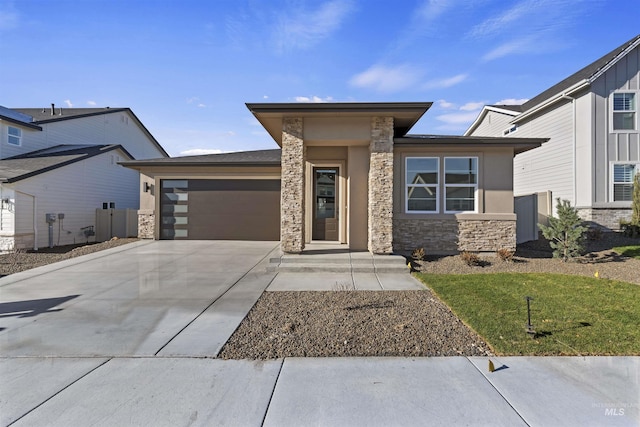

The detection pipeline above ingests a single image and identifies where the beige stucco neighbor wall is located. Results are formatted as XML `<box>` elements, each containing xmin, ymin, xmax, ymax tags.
<box><xmin>280</xmin><ymin>117</ymin><xmax>305</xmax><ymax>253</ymax></box>
<box><xmin>368</xmin><ymin>117</ymin><xmax>394</xmax><ymax>254</ymax></box>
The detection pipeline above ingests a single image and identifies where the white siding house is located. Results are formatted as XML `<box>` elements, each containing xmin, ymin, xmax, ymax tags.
<box><xmin>467</xmin><ymin>34</ymin><xmax>640</xmax><ymax>230</ymax></box>
<box><xmin>0</xmin><ymin>106</ymin><xmax>168</xmax><ymax>250</ymax></box>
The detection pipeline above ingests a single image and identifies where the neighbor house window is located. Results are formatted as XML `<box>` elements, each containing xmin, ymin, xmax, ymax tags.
<box><xmin>612</xmin><ymin>93</ymin><xmax>636</xmax><ymax>130</ymax></box>
<box><xmin>503</xmin><ymin>124</ymin><xmax>518</xmax><ymax>136</ymax></box>
<box><xmin>7</xmin><ymin>126</ymin><xmax>21</xmax><ymax>146</ymax></box>
<box><xmin>612</xmin><ymin>163</ymin><xmax>638</xmax><ymax>201</ymax></box>
<box><xmin>444</xmin><ymin>157</ymin><xmax>478</xmax><ymax>213</ymax></box>
<box><xmin>406</xmin><ymin>157</ymin><xmax>439</xmax><ymax>213</ymax></box>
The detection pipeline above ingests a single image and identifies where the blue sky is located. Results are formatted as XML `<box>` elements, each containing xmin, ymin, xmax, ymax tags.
<box><xmin>1</xmin><ymin>0</ymin><xmax>639</xmax><ymax>157</ymax></box>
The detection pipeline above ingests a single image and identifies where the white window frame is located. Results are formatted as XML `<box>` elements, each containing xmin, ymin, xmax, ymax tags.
<box><xmin>405</xmin><ymin>157</ymin><xmax>439</xmax><ymax>214</ymax></box>
<box><xmin>610</xmin><ymin>162</ymin><xmax>640</xmax><ymax>202</ymax></box>
<box><xmin>611</xmin><ymin>91</ymin><xmax>637</xmax><ymax>132</ymax></box>
<box><xmin>444</xmin><ymin>157</ymin><xmax>478</xmax><ymax>214</ymax></box>
<box><xmin>7</xmin><ymin>126</ymin><xmax>22</xmax><ymax>146</ymax></box>
<box><xmin>502</xmin><ymin>124</ymin><xmax>518</xmax><ymax>136</ymax></box>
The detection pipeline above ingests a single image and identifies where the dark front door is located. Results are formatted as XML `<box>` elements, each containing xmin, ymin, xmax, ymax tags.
<box><xmin>312</xmin><ymin>168</ymin><xmax>338</xmax><ymax>241</ymax></box>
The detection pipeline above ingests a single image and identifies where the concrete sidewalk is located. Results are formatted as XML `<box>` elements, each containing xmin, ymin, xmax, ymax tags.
<box><xmin>1</xmin><ymin>241</ymin><xmax>638</xmax><ymax>426</ymax></box>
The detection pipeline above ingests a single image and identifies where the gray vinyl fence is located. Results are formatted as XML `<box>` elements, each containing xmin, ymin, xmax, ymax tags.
<box><xmin>515</xmin><ymin>191</ymin><xmax>552</xmax><ymax>244</ymax></box>
<box><xmin>95</xmin><ymin>208</ymin><xmax>138</xmax><ymax>242</ymax></box>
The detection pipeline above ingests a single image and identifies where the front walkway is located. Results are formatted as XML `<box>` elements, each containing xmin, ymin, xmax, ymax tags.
<box><xmin>0</xmin><ymin>241</ymin><xmax>638</xmax><ymax>426</ymax></box>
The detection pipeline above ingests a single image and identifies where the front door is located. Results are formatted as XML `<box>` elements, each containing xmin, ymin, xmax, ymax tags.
<box><xmin>312</xmin><ymin>168</ymin><xmax>338</xmax><ymax>241</ymax></box>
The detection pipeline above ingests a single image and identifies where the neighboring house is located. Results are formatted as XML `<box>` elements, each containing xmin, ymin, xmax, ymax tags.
<box><xmin>123</xmin><ymin>102</ymin><xmax>546</xmax><ymax>254</ymax></box>
<box><xmin>0</xmin><ymin>105</ymin><xmax>168</xmax><ymax>250</ymax></box>
<box><xmin>466</xmin><ymin>33</ymin><xmax>640</xmax><ymax>230</ymax></box>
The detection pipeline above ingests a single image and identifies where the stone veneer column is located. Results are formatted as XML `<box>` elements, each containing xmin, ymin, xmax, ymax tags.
<box><xmin>280</xmin><ymin>117</ymin><xmax>305</xmax><ymax>253</ymax></box>
<box><xmin>137</xmin><ymin>209</ymin><xmax>155</xmax><ymax>239</ymax></box>
<box><xmin>368</xmin><ymin>116</ymin><xmax>394</xmax><ymax>254</ymax></box>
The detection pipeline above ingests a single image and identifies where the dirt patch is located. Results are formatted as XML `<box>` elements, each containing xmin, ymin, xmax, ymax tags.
<box><xmin>0</xmin><ymin>238</ymin><xmax>139</xmax><ymax>277</ymax></box>
<box><xmin>219</xmin><ymin>290</ymin><xmax>492</xmax><ymax>359</ymax></box>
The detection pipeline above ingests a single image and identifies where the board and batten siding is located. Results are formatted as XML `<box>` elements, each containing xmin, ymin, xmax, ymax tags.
<box><xmin>1</xmin><ymin>111</ymin><xmax>165</xmax><ymax>160</ymax></box>
<box><xmin>12</xmin><ymin>149</ymin><xmax>139</xmax><ymax>248</ymax></box>
<box><xmin>469</xmin><ymin>110</ymin><xmax>517</xmax><ymax>136</ymax></box>
<box><xmin>591</xmin><ymin>43</ymin><xmax>640</xmax><ymax>205</ymax></box>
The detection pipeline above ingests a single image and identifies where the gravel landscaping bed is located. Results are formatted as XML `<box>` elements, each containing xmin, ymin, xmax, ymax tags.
<box><xmin>0</xmin><ymin>238</ymin><xmax>139</xmax><ymax>277</ymax></box>
<box><xmin>415</xmin><ymin>233</ymin><xmax>640</xmax><ymax>285</ymax></box>
<box><xmin>219</xmin><ymin>290</ymin><xmax>492</xmax><ymax>359</ymax></box>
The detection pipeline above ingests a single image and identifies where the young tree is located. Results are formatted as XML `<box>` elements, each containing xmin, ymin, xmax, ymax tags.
<box><xmin>538</xmin><ymin>198</ymin><xmax>588</xmax><ymax>261</ymax></box>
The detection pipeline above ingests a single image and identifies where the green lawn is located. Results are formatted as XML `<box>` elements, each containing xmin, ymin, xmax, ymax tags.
<box><xmin>415</xmin><ymin>273</ymin><xmax>640</xmax><ymax>356</ymax></box>
<box><xmin>613</xmin><ymin>245</ymin><xmax>640</xmax><ymax>259</ymax></box>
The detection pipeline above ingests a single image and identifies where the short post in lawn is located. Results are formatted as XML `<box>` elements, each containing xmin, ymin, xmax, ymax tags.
<box><xmin>525</xmin><ymin>296</ymin><xmax>536</xmax><ymax>338</ymax></box>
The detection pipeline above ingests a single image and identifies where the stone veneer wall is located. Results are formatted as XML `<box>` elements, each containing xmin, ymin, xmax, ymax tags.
<box><xmin>393</xmin><ymin>218</ymin><xmax>516</xmax><ymax>253</ymax></box>
<box><xmin>280</xmin><ymin>117</ymin><xmax>305</xmax><ymax>253</ymax></box>
<box><xmin>0</xmin><ymin>234</ymin><xmax>35</xmax><ymax>251</ymax></box>
<box><xmin>137</xmin><ymin>209</ymin><xmax>155</xmax><ymax>239</ymax></box>
<box><xmin>368</xmin><ymin>117</ymin><xmax>394</xmax><ymax>254</ymax></box>
<box><xmin>577</xmin><ymin>207</ymin><xmax>632</xmax><ymax>230</ymax></box>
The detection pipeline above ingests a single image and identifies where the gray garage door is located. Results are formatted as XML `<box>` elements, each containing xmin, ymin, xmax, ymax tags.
<box><xmin>161</xmin><ymin>179</ymin><xmax>280</xmax><ymax>240</ymax></box>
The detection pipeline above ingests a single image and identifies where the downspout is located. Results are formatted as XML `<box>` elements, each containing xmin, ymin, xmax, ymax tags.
<box><xmin>14</xmin><ymin>190</ymin><xmax>38</xmax><ymax>251</ymax></box>
<box><xmin>562</xmin><ymin>94</ymin><xmax>577</xmax><ymax>206</ymax></box>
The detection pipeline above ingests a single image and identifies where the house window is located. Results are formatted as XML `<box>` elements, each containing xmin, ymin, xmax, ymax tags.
<box><xmin>7</xmin><ymin>126</ymin><xmax>21</xmax><ymax>146</ymax></box>
<box><xmin>503</xmin><ymin>125</ymin><xmax>518</xmax><ymax>136</ymax></box>
<box><xmin>612</xmin><ymin>163</ymin><xmax>638</xmax><ymax>201</ymax></box>
<box><xmin>406</xmin><ymin>157</ymin><xmax>439</xmax><ymax>213</ymax></box>
<box><xmin>444</xmin><ymin>157</ymin><xmax>478</xmax><ymax>213</ymax></box>
<box><xmin>612</xmin><ymin>93</ymin><xmax>636</xmax><ymax>130</ymax></box>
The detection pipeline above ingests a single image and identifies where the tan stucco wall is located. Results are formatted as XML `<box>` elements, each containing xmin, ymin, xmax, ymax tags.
<box><xmin>304</xmin><ymin>117</ymin><xmax>371</xmax><ymax>145</ymax></box>
<box><xmin>348</xmin><ymin>145</ymin><xmax>369</xmax><ymax>250</ymax></box>
<box><xmin>393</xmin><ymin>146</ymin><xmax>515</xmax><ymax>216</ymax></box>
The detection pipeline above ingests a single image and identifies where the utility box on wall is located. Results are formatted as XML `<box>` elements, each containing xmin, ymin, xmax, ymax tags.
<box><xmin>45</xmin><ymin>213</ymin><xmax>57</xmax><ymax>223</ymax></box>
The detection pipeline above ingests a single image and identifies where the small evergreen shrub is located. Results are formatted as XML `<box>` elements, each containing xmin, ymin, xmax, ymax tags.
<box><xmin>538</xmin><ymin>198</ymin><xmax>588</xmax><ymax>261</ymax></box>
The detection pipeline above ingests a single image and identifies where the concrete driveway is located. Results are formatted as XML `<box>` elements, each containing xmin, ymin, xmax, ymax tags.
<box><xmin>1</xmin><ymin>240</ymin><xmax>639</xmax><ymax>426</ymax></box>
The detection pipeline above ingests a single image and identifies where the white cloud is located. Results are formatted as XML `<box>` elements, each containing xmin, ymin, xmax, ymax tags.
<box><xmin>198</xmin><ymin>103</ymin><xmax>206</xmax><ymax>108</ymax></box>
<box><xmin>294</xmin><ymin>96</ymin><xmax>333</xmax><ymax>103</ymax></box>
<box><xmin>468</xmin><ymin>1</ymin><xmax>536</xmax><ymax>38</ymax></box>
<box><xmin>436</xmin><ymin>111</ymin><xmax>481</xmax><ymax>125</ymax></box>
<box><xmin>460</xmin><ymin>101</ymin><xmax>485</xmax><ymax>111</ymax></box>
<box><xmin>350</xmin><ymin>64</ymin><xmax>423</xmax><ymax>93</ymax></box>
<box><xmin>87</xmin><ymin>100</ymin><xmax>97</xmax><ymax>106</ymax></box>
<box><xmin>417</xmin><ymin>0</ymin><xmax>454</xmax><ymax>21</ymax></box>
<box><xmin>263</xmin><ymin>95</ymin><xmax>269</xmax><ymax>99</ymax></box>
<box><xmin>64</xmin><ymin>99</ymin><xmax>73</xmax><ymax>108</ymax></box>
<box><xmin>495</xmin><ymin>98</ymin><xmax>528</xmax><ymax>105</ymax></box>
<box><xmin>437</xmin><ymin>99</ymin><xmax>455</xmax><ymax>109</ymax></box>
<box><xmin>274</xmin><ymin>0</ymin><xmax>354</xmax><ymax>52</ymax></box>
<box><xmin>179</xmin><ymin>148</ymin><xmax>224</xmax><ymax>156</ymax></box>
<box><xmin>481</xmin><ymin>38</ymin><xmax>534</xmax><ymax>61</ymax></box>
<box><xmin>423</xmin><ymin>73</ymin><xmax>468</xmax><ymax>89</ymax></box>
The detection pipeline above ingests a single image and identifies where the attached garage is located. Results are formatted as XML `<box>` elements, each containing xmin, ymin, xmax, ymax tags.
<box><xmin>122</xmin><ymin>149</ymin><xmax>282</xmax><ymax>241</ymax></box>
<box><xmin>160</xmin><ymin>178</ymin><xmax>280</xmax><ymax>240</ymax></box>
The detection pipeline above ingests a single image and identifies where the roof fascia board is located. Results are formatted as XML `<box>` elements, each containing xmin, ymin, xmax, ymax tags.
<box><xmin>589</xmin><ymin>37</ymin><xmax>640</xmax><ymax>83</ymax></box>
<box><xmin>4</xmin><ymin>145</ymin><xmax>132</xmax><ymax>183</ymax></box>
<box><xmin>511</xmin><ymin>79</ymin><xmax>590</xmax><ymax>124</ymax></box>
<box><xmin>464</xmin><ymin>106</ymin><xmax>520</xmax><ymax>136</ymax></box>
<box><xmin>0</xmin><ymin>116</ymin><xmax>42</xmax><ymax>130</ymax></box>
<box><xmin>121</xmin><ymin>160</ymin><xmax>280</xmax><ymax>168</ymax></box>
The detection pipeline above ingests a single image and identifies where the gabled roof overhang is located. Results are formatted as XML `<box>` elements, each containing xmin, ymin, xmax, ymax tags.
<box><xmin>464</xmin><ymin>105</ymin><xmax>521</xmax><ymax>136</ymax></box>
<box><xmin>246</xmin><ymin>102</ymin><xmax>432</xmax><ymax>146</ymax></box>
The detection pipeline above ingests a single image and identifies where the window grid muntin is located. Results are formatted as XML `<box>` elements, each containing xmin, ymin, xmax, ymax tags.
<box><xmin>7</xmin><ymin>126</ymin><xmax>21</xmax><ymax>146</ymax></box>
<box><xmin>612</xmin><ymin>92</ymin><xmax>637</xmax><ymax>131</ymax></box>
<box><xmin>612</xmin><ymin>163</ymin><xmax>638</xmax><ymax>202</ymax></box>
<box><xmin>444</xmin><ymin>157</ymin><xmax>478</xmax><ymax>213</ymax></box>
<box><xmin>406</xmin><ymin>157</ymin><xmax>439</xmax><ymax>213</ymax></box>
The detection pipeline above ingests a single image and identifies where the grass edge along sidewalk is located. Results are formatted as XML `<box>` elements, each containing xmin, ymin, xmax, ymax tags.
<box><xmin>415</xmin><ymin>272</ymin><xmax>640</xmax><ymax>356</ymax></box>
